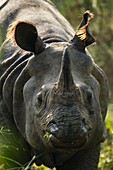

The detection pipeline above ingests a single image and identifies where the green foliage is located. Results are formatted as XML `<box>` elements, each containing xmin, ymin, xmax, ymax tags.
<box><xmin>0</xmin><ymin>127</ymin><xmax>31</xmax><ymax>169</ymax></box>
<box><xmin>99</xmin><ymin>104</ymin><xmax>113</xmax><ymax>169</ymax></box>
<box><xmin>31</xmin><ymin>164</ymin><xmax>54</xmax><ymax>170</ymax></box>
<box><xmin>44</xmin><ymin>132</ymin><xmax>50</xmax><ymax>140</ymax></box>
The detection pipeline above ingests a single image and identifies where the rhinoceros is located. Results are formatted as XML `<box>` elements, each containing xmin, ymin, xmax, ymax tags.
<box><xmin>0</xmin><ymin>0</ymin><xmax>109</xmax><ymax>169</ymax></box>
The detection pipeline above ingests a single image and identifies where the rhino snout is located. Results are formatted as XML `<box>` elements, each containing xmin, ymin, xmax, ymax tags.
<box><xmin>45</xmin><ymin>119</ymin><xmax>88</xmax><ymax>151</ymax></box>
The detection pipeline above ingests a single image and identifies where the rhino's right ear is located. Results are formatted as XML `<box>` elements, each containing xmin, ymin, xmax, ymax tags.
<box><xmin>7</xmin><ymin>21</ymin><xmax>45</xmax><ymax>54</ymax></box>
<box><xmin>70</xmin><ymin>11</ymin><xmax>95</xmax><ymax>51</ymax></box>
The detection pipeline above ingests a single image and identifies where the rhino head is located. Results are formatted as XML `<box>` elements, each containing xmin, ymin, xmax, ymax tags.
<box><xmin>6</xmin><ymin>11</ymin><xmax>108</xmax><ymax>167</ymax></box>
<box><xmin>34</xmin><ymin>46</ymin><xmax>103</xmax><ymax>149</ymax></box>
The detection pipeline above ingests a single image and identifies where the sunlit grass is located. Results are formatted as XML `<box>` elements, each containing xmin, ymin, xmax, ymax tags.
<box><xmin>98</xmin><ymin>104</ymin><xmax>113</xmax><ymax>170</ymax></box>
<box><xmin>0</xmin><ymin>126</ymin><xmax>34</xmax><ymax>170</ymax></box>
<box><xmin>31</xmin><ymin>164</ymin><xmax>55</xmax><ymax>170</ymax></box>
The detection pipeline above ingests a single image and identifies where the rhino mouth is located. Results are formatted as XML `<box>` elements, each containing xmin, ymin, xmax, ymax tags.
<box><xmin>43</xmin><ymin>118</ymin><xmax>88</xmax><ymax>151</ymax></box>
<box><xmin>43</xmin><ymin>128</ymin><xmax>87</xmax><ymax>152</ymax></box>
<box><xmin>49</xmin><ymin>134</ymin><xmax>87</xmax><ymax>150</ymax></box>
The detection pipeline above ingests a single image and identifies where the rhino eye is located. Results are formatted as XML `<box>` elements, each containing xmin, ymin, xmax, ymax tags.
<box><xmin>36</xmin><ymin>92</ymin><xmax>42</xmax><ymax>107</ymax></box>
<box><xmin>87</xmin><ymin>90</ymin><xmax>93</xmax><ymax>103</ymax></box>
<box><xmin>86</xmin><ymin>90</ymin><xmax>95</xmax><ymax>114</ymax></box>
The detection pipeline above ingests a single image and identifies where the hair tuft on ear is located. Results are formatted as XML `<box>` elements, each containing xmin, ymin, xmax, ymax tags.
<box><xmin>70</xmin><ymin>10</ymin><xmax>95</xmax><ymax>51</ymax></box>
<box><xmin>76</xmin><ymin>10</ymin><xmax>94</xmax><ymax>41</ymax></box>
<box><xmin>6</xmin><ymin>20</ymin><xmax>45</xmax><ymax>54</ymax></box>
<box><xmin>7</xmin><ymin>20</ymin><xmax>32</xmax><ymax>45</ymax></box>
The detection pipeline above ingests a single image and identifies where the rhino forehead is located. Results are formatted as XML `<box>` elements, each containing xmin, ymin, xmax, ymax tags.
<box><xmin>27</xmin><ymin>43</ymin><xmax>66</xmax><ymax>79</ymax></box>
<box><xmin>68</xmin><ymin>46</ymin><xmax>93</xmax><ymax>76</ymax></box>
<box><xmin>27</xmin><ymin>43</ymin><xmax>93</xmax><ymax>81</ymax></box>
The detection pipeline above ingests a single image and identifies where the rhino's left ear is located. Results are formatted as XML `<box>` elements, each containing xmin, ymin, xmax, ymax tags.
<box><xmin>70</xmin><ymin>11</ymin><xmax>95</xmax><ymax>51</ymax></box>
<box><xmin>7</xmin><ymin>20</ymin><xmax>45</xmax><ymax>54</ymax></box>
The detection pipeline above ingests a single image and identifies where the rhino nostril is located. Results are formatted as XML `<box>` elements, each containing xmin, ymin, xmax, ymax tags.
<box><xmin>81</xmin><ymin>125</ymin><xmax>88</xmax><ymax>134</ymax></box>
<box><xmin>50</xmin><ymin>123</ymin><xmax>58</xmax><ymax>134</ymax></box>
<box><xmin>47</xmin><ymin>121</ymin><xmax>58</xmax><ymax>134</ymax></box>
<box><xmin>80</xmin><ymin>122</ymin><xmax>88</xmax><ymax>135</ymax></box>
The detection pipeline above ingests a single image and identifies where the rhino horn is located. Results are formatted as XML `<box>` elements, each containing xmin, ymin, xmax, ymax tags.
<box><xmin>57</xmin><ymin>47</ymin><xmax>74</xmax><ymax>91</ymax></box>
<box><xmin>70</xmin><ymin>11</ymin><xmax>95</xmax><ymax>51</ymax></box>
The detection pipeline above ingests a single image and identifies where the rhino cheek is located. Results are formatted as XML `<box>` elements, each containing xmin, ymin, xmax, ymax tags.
<box><xmin>24</xmin><ymin>102</ymin><xmax>42</xmax><ymax>149</ymax></box>
<box><xmin>84</xmin><ymin>108</ymin><xmax>105</xmax><ymax>147</ymax></box>
<box><xmin>94</xmin><ymin>111</ymin><xmax>106</xmax><ymax>143</ymax></box>
<box><xmin>23</xmin><ymin>79</ymin><xmax>44</xmax><ymax>149</ymax></box>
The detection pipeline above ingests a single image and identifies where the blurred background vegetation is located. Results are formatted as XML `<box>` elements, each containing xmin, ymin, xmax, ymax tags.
<box><xmin>0</xmin><ymin>0</ymin><xmax>113</xmax><ymax>169</ymax></box>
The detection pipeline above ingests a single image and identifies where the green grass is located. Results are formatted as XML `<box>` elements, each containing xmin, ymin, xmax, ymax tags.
<box><xmin>0</xmin><ymin>127</ymin><xmax>33</xmax><ymax>170</ymax></box>
<box><xmin>98</xmin><ymin>104</ymin><xmax>113</xmax><ymax>170</ymax></box>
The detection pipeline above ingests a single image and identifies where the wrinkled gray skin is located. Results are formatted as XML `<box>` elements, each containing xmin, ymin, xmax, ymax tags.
<box><xmin>0</xmin><ymin>0</ymin><xmax>109</xmax><ymax>169</ymax></box>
